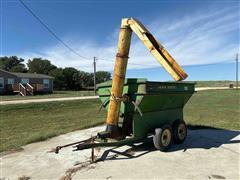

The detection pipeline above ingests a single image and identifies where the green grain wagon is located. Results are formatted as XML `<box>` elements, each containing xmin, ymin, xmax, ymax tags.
<box><xmin>73</xmin><ymin>78</ymin><xmax>195</xmax><ymax>152</ymax></box>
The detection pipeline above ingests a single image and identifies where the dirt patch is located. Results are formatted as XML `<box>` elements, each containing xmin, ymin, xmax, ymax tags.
<box><xmin>60</xmin><ymin>161</ymin><xmax>95</xmax><ymax>180</ymax></box>
<box><xmin>17</xmin><ymin>176</ymin><xmax>31</xmax><ymax>180</ymax></box>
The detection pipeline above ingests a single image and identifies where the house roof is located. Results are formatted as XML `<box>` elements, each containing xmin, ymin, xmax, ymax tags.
<box><xmin>0</xmin><ymin>69</ymin><xmax>54</xmax><ymax>79</ymax></box>
<box><xmin>12</xmin><ymin>72</ymin><xmax>54</xmax><ymax>79</ymax></box>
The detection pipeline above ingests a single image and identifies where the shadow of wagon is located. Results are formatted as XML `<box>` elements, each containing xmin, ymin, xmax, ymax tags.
<box><xmin>96</xmin><ymin>127</ymin><xmax>240</xmax><ymax>161</ymax></box>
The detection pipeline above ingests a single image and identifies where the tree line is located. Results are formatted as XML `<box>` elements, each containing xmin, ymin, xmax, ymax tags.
<box><xmin>0</xmin><ymin>56</ymin><xmax>111</xmax><ymax>90</ymax></box>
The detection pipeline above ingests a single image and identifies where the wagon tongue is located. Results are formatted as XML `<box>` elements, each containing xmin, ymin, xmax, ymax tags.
<box><xmin>48</xmin><ymin>136</ymin><xmax>95</xmax><ymax>154</ymax></box>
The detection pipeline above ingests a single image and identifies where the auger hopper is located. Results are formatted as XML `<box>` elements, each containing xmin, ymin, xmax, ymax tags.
<box><xmin>97</xmin><ymin>78</ymin><xmax>195</xmax><ymax>139</ymax></box>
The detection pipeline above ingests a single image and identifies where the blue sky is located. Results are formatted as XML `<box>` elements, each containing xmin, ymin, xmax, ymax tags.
<box><xmin>0</xmin><ymin>0</ymin><xmax>239</xmax><ymax>81</ymax></box>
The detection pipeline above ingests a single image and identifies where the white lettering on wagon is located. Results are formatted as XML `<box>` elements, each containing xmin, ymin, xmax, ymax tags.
<box><xmin>158</xmin><ymin>85</ymin><xmax>176</xmax><ymax>89</ymax></box>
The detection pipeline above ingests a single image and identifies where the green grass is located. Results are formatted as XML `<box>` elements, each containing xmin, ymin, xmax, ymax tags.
<box><xmin>0</xmin><ymin>89</ymin><xmax>239</xmax><ymax>152</ymax></box>
<box><xmin>184</xmin><ymin>89</ymin><xmax>240</xmax><ymax>130</ymax></box>
<box><xmin>0</xmin><ymin>99</ymin><xmax>106</xmax><ymax>152</ymax></box>
<box><xmin>0</xmin><ymin>81</ymin><xmax>236</xmax><ymax>101</ymax></box>
<box><xmin>0</xmin><ymin>90</ymin><xmax>94</xmax><ymax>101</ymax></box>
<box><xmin>191</xmin><ymin>80</ymin><xmax>235</xmax><ymax>87</ymax></box>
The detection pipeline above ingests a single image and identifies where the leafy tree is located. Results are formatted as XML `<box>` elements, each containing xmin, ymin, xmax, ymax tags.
<box><xmin>62</xmin><ymin>67</ymin><xmax>80</xmax><ymax>90</ymax></box>
<box><xmin>0</xmin><ymin>55</ymin><xmax>111</xmax><ymax>90</ymax></box>
<box><xmin>49</xmin><ymin>68</ymin><xmax>64</xmax><ymax>90</ymax></box>
<box><xmin>0</xmin><ymin>56</ymin><xmax>27</xmax><ymax>72</ymax></box>
<box><xmin>27</xmin><ymin>58</ymin><xmax>57</xmax><ymax>74</ymax></box>
<box><xmin>96</xmin><ymin>71</ymin><xmax>111</xmax><ymax>84</ymax></box>
<box><xmin>50</xmin><ymin>69</ymin><xmax>111</xmax><ymax>90</ymax></box>
<box><xmin>76</xmin><ymin>71</ymin><xmax>88</xmax><ymax>88</ymax></box>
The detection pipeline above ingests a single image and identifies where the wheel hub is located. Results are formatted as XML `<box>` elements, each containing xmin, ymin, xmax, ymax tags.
<box><xmin>161</xmin><ymin>129</ymin><xmax>171</xmax><ymax>146</ymax></box>
<box><xmin>178</xmin><ymin>123</ymin><xmax>186</xmax><ymax>140</ymax></box>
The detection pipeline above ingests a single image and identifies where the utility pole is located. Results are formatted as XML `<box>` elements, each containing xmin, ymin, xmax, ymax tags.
<box><xmin>236</xmin><ymin>53</ymin><xmax>239</xmax><ymax>89</ymax></box>
<box><xmin>93</xmin><ymin>57</ymin><xmax>97</xmax><ymax>95</ymax></box>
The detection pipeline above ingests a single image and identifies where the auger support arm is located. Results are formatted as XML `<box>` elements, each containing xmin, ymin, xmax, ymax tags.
<box><xmin>126</xmin><ymin>18</ymin><xmax>187</xmax><ymax>81</ymax></box>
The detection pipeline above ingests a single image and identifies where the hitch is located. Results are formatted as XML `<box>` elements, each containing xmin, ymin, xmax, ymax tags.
<box><xmin>48</xmin><ymin>136</ymin><xmax>95</xmax><ymax>154</ymax></box>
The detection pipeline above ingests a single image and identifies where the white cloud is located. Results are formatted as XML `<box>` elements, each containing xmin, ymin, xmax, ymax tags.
<box><xmin>19</xmin><ymin>6</ymin><xmax>239</xmax><ymax>72</ymax></box>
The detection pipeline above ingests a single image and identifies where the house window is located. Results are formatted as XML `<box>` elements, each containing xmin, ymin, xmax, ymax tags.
<box><xmin>0</xmin><ymin>77</ymin><xmax>3</xmax><ymax>88</ymax></box>
<box><xmin>7</xmin><ymin>78</ymin><xmax>14</xmax><ymax>85</ymax></box>
<box><xmin>43</xmin><ymin>79</ymin><xmax>49</xmax><ymax>88</ymax></box>
<box><xmin>21</xmin><ymin>78</ymin><xmax>29</xmax><ymax>85</ymax></box>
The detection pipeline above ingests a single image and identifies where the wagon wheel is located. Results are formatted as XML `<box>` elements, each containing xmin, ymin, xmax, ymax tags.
<box><xmin>153</xmin><ymin>125</ymin><xmax>173</xmax><ymax>151</ymax></box>
<box><xmin>172</xmin><ymin>120</ymin><xmax>187</xmax><ymax>144</ymax></box>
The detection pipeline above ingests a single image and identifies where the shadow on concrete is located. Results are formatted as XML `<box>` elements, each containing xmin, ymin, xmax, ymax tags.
<box><xmin>96</xmin><ymin>138</ymin><xmax>155</xmax><ymax>162</ymax></box>
<box><xmin>187</xmin><ymin>124</ymin><xmax>222</xmax><ymax>130</ymax></box>
<box><xmin>96</xmin><ymin>128</ymin><xmax>240</xmax><ymax>162</ymax></box>
<box><xmin>169</xmin><ymin>128</ymin><xmax>240</xmax><ymax>152</ymax></box>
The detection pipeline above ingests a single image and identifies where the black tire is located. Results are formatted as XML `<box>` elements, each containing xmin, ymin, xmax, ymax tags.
<box><xmin>153</xmin><ymin>125</ymin><xmax>173</xmax><ymax>151</ymax></box>
<box><xmin>172</xmin><ymin>120</ymin><xmax>187</xmax><ymax>144</ymax></box>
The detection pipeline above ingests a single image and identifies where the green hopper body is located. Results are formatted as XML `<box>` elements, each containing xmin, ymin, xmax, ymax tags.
<box><xmin>97</xmin><ymin>78</ymin><xmax>195</xmax><ymax>139</ymax></box>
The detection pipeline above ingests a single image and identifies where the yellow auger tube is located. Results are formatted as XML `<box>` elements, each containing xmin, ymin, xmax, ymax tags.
<box><xmin>106</xmin><ymin>18</ymin><xmax>187</xmax><ymax>132</ymax></box>
<box><xmin>106</xmin><ymin>19</ymin><xmax>132</xmax><ymax>126</ymax></box>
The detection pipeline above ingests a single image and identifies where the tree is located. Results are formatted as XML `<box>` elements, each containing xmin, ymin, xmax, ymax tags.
<box><xmin>78</xmin><ymin>71</ymin><xmax>94</xmax><ymax>88</ymax></box>
<box><xmin>0</xmin><ymin>56</ymin><xmax>111</xmax><ymax>90</ymax></box>
<box><xmin>27</xmin><ymin>58</ymin><xmax>57</xmax><ymax>74</ymax></box>
<box><xmin>49</xmin><ymin>68</ymin><xmax>64</xmax><ymax>90</ymax></box>
<box><xmin>96</xmin><ymin>71</ymin><xmax>111</xmax><ymax>84</ymax></box>
<box><xmin>62</xmin><ymin>67</ymin><xmax>80</xmax><ymax>90</ymax></box>
<box><xmin>0</xmin><ymin>56</ymin><xmax>27</xmax><ymax>72</ymax></box>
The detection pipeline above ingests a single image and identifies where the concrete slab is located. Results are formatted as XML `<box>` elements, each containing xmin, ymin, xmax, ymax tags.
<box><xmin>0</xmin><ymin>126</ymin><xmax>106</xmax><ymax>180</ymax></box>
<box><xmin>1</xmin><ymin>126</ymin><xmax>239</xmax><ymax>180</ymax></box>
<box><xmin>0</xmin><ymin>96</ymin><xmax>98</xmax><ymax>105</ymax></box>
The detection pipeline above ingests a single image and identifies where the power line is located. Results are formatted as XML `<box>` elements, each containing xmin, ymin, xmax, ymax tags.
<box><xmin>17</xmin><ymin>0</ymin><xmax>155</xmax><ymax>68</ymax></box>
<box><xmin>17</xmin><ymin>0</ymin><xmax>178</xmax><ymax>69</ymax></box>
<box><xmin>98</xmin><ymin>57</ymin><xmax>238</xmax><ymax>69</ymax></box>
<box><xmin>18</xmin><ymin>0</ymin><xmax>92</xmax><ymax>60</ymax></box>
<box><xmin>19</xmin><ymin>0</ymin><xmax>234</xmax><ymax>72</ymax></box>
<box><xmin>97</xmin><ymin>57</ymin><xmax>156</xmax><ymax>67</ymax></box>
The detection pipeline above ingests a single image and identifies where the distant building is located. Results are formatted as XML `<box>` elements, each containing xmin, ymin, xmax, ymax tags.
<box><xmin>0</xmin><ymin>69</ymin><xmax>54</xmax><ymax>96</ymax></box>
